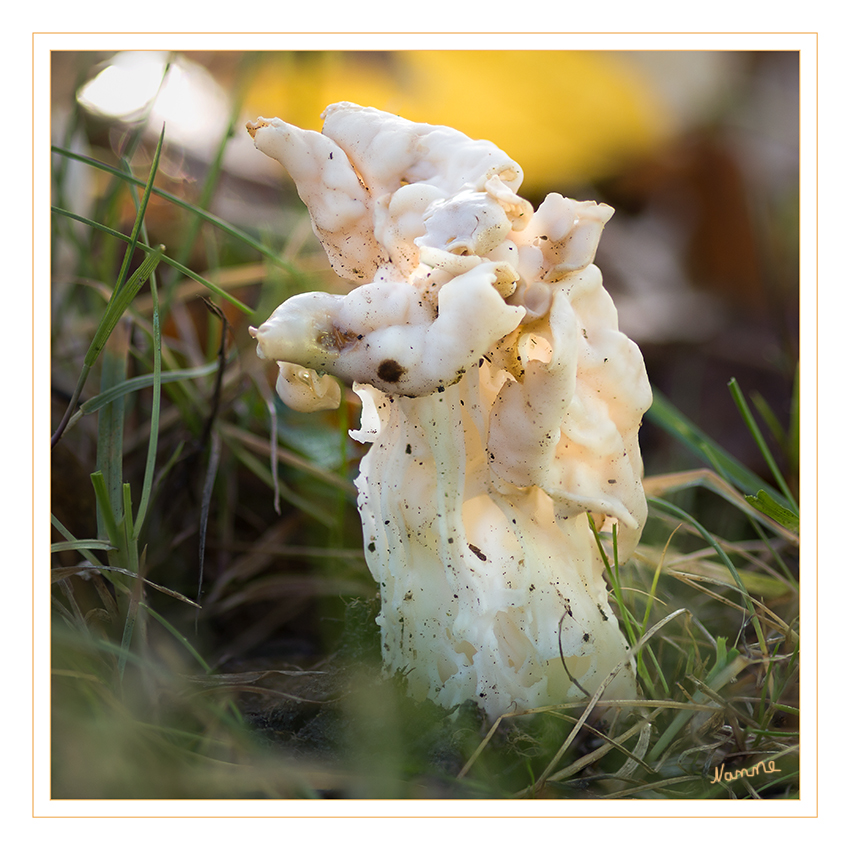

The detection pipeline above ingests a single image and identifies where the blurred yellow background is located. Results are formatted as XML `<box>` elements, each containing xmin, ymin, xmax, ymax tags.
<box><xmin>241</xmin><ymin>51</ymin><xmax>670</xmax><ymax>193</ymax></box>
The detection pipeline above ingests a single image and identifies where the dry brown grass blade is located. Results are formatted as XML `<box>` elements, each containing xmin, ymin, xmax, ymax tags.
<box><xmin>546</xmin><ymin>708</ymin><xmax>661</xmax><ymax>784</ymax></box>
<box><xmin>182</xmin><ymin>668</ymin><xmax>329</xmax><ymax>686</ymax></box>
<box><xmin>601</xmin><ymin>773</ymin><xmax>698</xmax><ymax>798</ymax></box>
<box><xmin>669</xmin><ymin>570</ymin><xmax>799</xmax><ymax>642</ymax></box>
<box><xmin>458</xmin><ymin>609</ymin><xmax>690</xmax><ymax>787</ymax></box>
<box><xmin>51</xmin><ymin>565</ymin><xmax>201</xmax><ymax>607</ymax></box>
<box><xmin>636</xmin><ymin>542</ymin><xmax>794</xmax><ymax>599</ymax></box>
<box><xmin>204</xmin><ymin>515</ymin><xmax>300</xmax><ymax>605</ymax></box>
<box><xmin>643</xmin><ymin>469</ymin><xmax>798</xmax><ymax>544</ymax></box>
<box><xmin>216</xmin><ymin>419</ymin><xmax>356</xmax><ymax>495</ymax></box>
<box><xmin>531</xmin><ymin>607</ymin><xmax>689</xmax><ymax>793</ymax></box>
<box><xmin>184</xmin><ymin>683</ymin><xmax>338</xmax><ymax>706</ymax></box>
<box><xmin>208</xmin><ymin>573</ymin><xmax>366</xmax><ymax>615</ymax></box>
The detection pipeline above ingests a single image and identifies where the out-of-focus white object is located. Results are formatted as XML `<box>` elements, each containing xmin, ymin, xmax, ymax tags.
<box><xmin>76</xmin><ymin>51</ymin><xmax>229</xmax><ymax>157</ymax></box>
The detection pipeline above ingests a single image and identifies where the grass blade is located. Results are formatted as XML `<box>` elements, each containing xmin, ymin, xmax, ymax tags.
<box><xmin>113</xmin><ymin>124</ymin><xmax>166</xmax><ymax>292</ymax></box>
<box><xmin>51</xmin><ymin>144</ymin><xmax>299</xmax><ymax>278</ymax></box>
<box><xmin>84</xmin><ymin>247</ymin><xmax>165</xmax><ymax>368</ymax></box>
<box><xmin>90</xmin><ymin>471</ymin><xmax>123</xmax><ymax>557</ymax></box>
<box><xmin>51</xmin><ymin>539</ymin><xmax>115</xmax><ymax>553</ymax></box>
<box><xmin>133</xmin><ymin>232</ymin><xmax>162</xmax><ymax>536</ymax></box>
<box><xmin>94</xmin><ymin>318</ymin><xmax>129</xmax><ymax>531</ymax></box>
<box><xmin>75</xmin><ymin>361</ymin><xmax>220</xmax><ymax>418</ymax></box>
<box><xmin>647</xmin><ymin>387</ymin><xmax>790</xmax><ymax>510</ymax></box>
<box><xmin>118</xmin><ymin>484</ymin><xmax>141</xmax><ymax>679</ymax></box>
<box><xmin>727</xmin><ymin>378</ymin><xmax>799</xmax><ymax>514</ymax></box>
<box><xmin>51</xmin><ymin>514</ymin><xmax>105</xmax><ymax>568</ymax></box>
<box><xmin>648</xmin><ymin>495</ymin><xmax>767</xmax><ymax>656</ymax></box>
<box><xmin>51</xmin><ymin>206</ymin><xmax>252</xmax><ymax>314</ymax></box>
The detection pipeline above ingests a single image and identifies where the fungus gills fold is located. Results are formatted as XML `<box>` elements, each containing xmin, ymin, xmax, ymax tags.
<box><xmin>248</xmin><ymin>103</ymin><xmax>652</xmax><ymax>719</ymax></box>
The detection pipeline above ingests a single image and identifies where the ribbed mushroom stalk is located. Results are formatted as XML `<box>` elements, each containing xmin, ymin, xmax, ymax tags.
<box><xmin>248</xmin><ymin>103</ymin><xmax>652</xmax><ymax>719</ymax></box>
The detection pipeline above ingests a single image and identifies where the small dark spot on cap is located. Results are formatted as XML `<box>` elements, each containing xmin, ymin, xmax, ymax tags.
<box><xmin>377</xmin><ymin>359</ymin><xmax>406</xmax><ymax>382</ymax></box>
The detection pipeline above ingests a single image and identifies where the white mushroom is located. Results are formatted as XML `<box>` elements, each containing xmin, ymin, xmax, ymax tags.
<box><xmin>247</xmin><ymin>104</ymin><xmax>652</xmax><ymax>719</ymax></box>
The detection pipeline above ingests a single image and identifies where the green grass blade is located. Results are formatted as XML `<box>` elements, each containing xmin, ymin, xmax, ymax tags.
<box><xmin>133</xmin><ymin>221</ymin><xmax>162</xmax><ymax>536</ymax></box>
<box><xmin>647</xmin><ymin>388</ymin><xmax>789</xmax><ymax>510</ymax></box>
<box><xmin>118</xmin><ymin>484</ymin><xmax>141</xmax><ymax>679</ymax></box>
<box><xmin>51</xmin><ymin>539</ymin><xmax>116</xmax><ymax>553</ymax></box>
<box><xmin>89</xmin><ymin>471</ymin><xmax>124</xmax><ymax>570</ymax></box>
<box><xmin>647</xmin><ymin>643</ymin><xmax>747</xmax><ymax>764</ymax></box>
<box><xmin>94</xmin><ymin>319</ymin><xmax>129</xmax><ymax>532</ymax></box>
<box><xmin>744</xmin><ymin>490</ymin><xmax>800</xmax><ymax>533</ymax></box>
<box><xmin>141</xmin><ymin>603</ymin><xmax>211</xmax><ymax>673</ymax></box>
<box><xmin>113</xmin><ymin>124</ymin><xmax>166</xmax><ymax>293</ymax></box>
<box><xmin>51</xmin><ymin>206</ymin><xmax>252</xmax><ymax>314</ymax></box>
<box><xmin>51</xmin><ymin>144</ymin><xmax>299</xmax><ymax>277</ymax></box>
<box><xmin>750</xmin><ymin>391</ymin><xmax>787</xmax><ymax>449</ymax></box>
<box><xmin>52</xmin><ymin>188</ymin><xmax>163</xmax><ymax>450</ymax></box>
<box><xmin>76</xmin><ymin>362</ymin><xmax>221</xmax><ymax>418</ymax></box>
<box><xmin>648</xmin><ymin>496</ymin><xmax>767</xmax><ymax>657</ymax></box>
<box><xmin>84</xmin><ymin>247</ymin><xmax>164</xmax><ymax>368</ymax></box>
<box><xmin>586</xmin><ymin>516</ymin><xmax>661</xmax><ymax>697</ymax></box>
<box><xmin>727</xmin><ymin>378</ymin><xmax>799</xmax><ymax>514</ymax></box>
<box><xmin>50</xmin><ymin>515</ymin><xmax>107</xmax><ymax>567</ymax></box>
